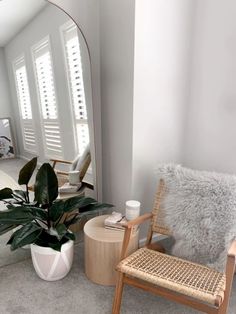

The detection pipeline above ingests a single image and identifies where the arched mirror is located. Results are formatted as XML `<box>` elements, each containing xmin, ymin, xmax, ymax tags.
<box><xmin>0</xmin><ymin>0</ymin><xmax>97</xmax><ymax>267</ymax></box>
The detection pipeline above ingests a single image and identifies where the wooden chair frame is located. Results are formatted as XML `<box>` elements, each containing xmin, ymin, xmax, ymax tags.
<box><xmin>112</xmin><ymin>180</ymin><xmax>236</xmax><ymax>314</ymax></box>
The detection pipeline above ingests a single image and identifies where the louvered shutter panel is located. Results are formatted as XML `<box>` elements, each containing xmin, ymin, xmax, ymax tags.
<box><xmin>32</xmin><ymin>39</ymin><xmax>63</xmax><ymax>158</ymax></box>
<box><xmin>14</xmin><ymin>57</ymin><xmax>37</xmax><ymax>153</ymax></box>
<box><xmin>63</xmin><ymin>24</ymin><xmax>89</xmax><ymax>156</ymax></box>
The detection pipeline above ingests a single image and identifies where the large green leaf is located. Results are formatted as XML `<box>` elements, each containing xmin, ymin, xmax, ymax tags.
<box><xmin>79</xmin><ymin>202</ymin><xmax>113</xmax><ymax>213</ymax></box>
<box><xmin>8</xmin><ymin>223</ymin><xmax>42</xmax><ymax>250</ymax></box>
<box><xmin>12</xmin><ymin>190</ymin><xmax>27</xmax><ymax>202</ymax></box>
<box><xmin>62</xmin><ymin>196</ymin><xmax>104</xmax><ymax>213</ymax></box>
<box><xmin>30</xmin><ymin>207</ymin><xmax>48</xmax><ymax>221</ymax></box>
<box><xmin>0</xmin><ymin>224</ymin><xmax>16</xmax><ymax>236</ymax></box>
<box><xmin>35</xmin><ymin>230</ymin><xmax>68</xmax><ymax>252</ymax></box>
<box><xmin>0</xmin><ymin>206</ymin><xmax>35</xmax><ymax>224</ymax></box>
<box><xmin>55</xmin><ymin>224</ymin><xmax>67</xmax><ymax>240</ymax></box>
<box><xmin>49</xmin><ymin>196</ymin><xmax>98</xmax><ymax>222</ymax></box>
<box><xmin>64</xmin><ymin>214</ymin><xmax>81</xmax><ymax>228</ymax></box>
<box><xmin>34</xmin><ymin>163</ymin><xmax>58</xmax><ymax>205</ymax></box>
<box><xmin>3</xmin><ymin>205</ymin><xmax>47</xmax><ymax>224</ymax></box>
<box><xmin>64</xmin><ymin>232</ymin><xmax>75</xmax><ymax>241</ymax></box>
<box><xmin>18</xmin><ymin>157</ymin><xmax>37</xmax><ymax>185</ymax></box>
<box><xmin>0</xmin><ymin>188</ymin><xmax>13</xmax><ymax>200</ymax></box>
<box><xmin>49</xmin><ymin>196</ymin><xmax>113</xmax><ymax>223</ymax></box>
<box><xmin>49</xmin><ymin>200</ymin><xmax>65</xmax><ymax>222</ymax></box>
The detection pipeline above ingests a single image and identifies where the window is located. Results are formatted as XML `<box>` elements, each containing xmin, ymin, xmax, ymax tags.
<box><xmin>32</xmin><ymin>37</ymin><xmax>63</xmax><ymax>158</ymax></box>
<box><xmin>62</xmin><ymin>22</ymin><xmax>89</xmax><ymax>156</ymax></box>
<box><xmin>13</xmin><ymin>56</ymin><xmax>37</xmax><ymax>153</ymax></box>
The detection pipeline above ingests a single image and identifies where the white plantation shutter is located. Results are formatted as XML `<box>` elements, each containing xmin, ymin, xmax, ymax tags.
<box><xmin>62</xmin><ymin>23</ymin><xmax>89</xmax><ymax>156</ymax></box>
<box><xmin>32</xmin><ymin>38</ymin><xmax>63</xmax><ymax>158</ymax></box>
<box><xmin>14</xmin><ymin>57</ymin><xmax>37</xmax><ymax>153</ymax></box>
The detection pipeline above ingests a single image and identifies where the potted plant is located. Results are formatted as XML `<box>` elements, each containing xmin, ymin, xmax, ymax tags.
<box><xmin>0</xmin><ymin>157</ymin><xmax>112</xmax><ymax>281</ymax></box>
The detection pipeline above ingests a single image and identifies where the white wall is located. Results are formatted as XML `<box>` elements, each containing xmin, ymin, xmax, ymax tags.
<box><xmin>132</xmin><ymin>0</ymin><xmax>194</xmax><ymax>212</ymax></box>
<box><xmin>184</xmin><ymin>0</ymin><xmax>236</xmax><ymax>174</ymax></box>
<box><xmin>50</xmin><ymin>0</ymin><xmax>236</xmax><ymax>217</ymax></box>
<box><xmin>99</xmin><ymin>0</ymin><xmax>195</xmax><ymax>217</ymax></box>
<box><xmin>0</xmin><ymin>48</ymin><xmax>12</xmax><ymax>118</ymax></box>
<box><xmin>100</xmin><ymin>0</ymin><xmax>135</xmax><ymax>209</ymax></box>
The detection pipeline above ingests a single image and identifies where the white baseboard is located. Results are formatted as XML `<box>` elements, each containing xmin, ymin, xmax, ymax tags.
<box><xmin>139</xmin><ymin>233</ymin><xmax>168</xmax><ymax>247</ymax></box>
<box><xmin>18</xmin><ymin>155</ymin><xmax>42</xmax><ymax>167</ymax></box>
<box><xmin>18</xmin><ymin>155</ymin><xmax>29</xmax><ymax>161</ymax></box>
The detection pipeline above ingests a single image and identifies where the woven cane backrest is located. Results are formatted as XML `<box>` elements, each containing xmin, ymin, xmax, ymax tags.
<box><xmin>150</xmin><ymin>179</ymin><xmax>171</xmax><ymax>235</ymax></box>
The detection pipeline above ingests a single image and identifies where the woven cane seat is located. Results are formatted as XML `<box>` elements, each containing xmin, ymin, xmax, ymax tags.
<box><xmin>117</xmin><ymin>248</ymin><xmax>226</xmax><ymax>306</ymax></box>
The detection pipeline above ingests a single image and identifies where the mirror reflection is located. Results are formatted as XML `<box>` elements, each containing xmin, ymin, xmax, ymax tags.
<box><xmin>0</xmin><ymin>0</ymin><xmax>95</xmax><ymax>267</ymax></box>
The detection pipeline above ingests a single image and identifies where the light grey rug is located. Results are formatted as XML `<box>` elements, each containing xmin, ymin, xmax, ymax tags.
<box><xmin>0</xmin><ymin>240</ymin><xmax>235</xmax><ymax>314</ymax></box>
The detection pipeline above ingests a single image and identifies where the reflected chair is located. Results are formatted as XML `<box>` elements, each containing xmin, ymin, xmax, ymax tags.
<box><xmin>29</xmin><ymin>145</ymin><xmax>93</xmax><ymax>192</ymax></box>
<box><xmin>51</xmin><ymin>146</ymin><xmax>93</xmax><ymax>232</ymax></box>
<box><xmin>112</xmin><ymin>179</ymin><xmax>236</xmax><ymax>314</ymax></box>
<box><xmin>51</xmin><ymin>146</ymin><xmax>93</xmax><ymax>190</ymax></box>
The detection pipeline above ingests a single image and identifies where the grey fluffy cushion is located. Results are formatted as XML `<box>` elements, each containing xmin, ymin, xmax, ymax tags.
<box><xmin>157</xmin><ymin>164</ymin><xmax>236</xmax><ymax>272</ymax></box>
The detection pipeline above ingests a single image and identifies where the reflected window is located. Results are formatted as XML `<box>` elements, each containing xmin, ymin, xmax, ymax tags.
<box><xmin>13</xmin><ymin>56</ymin><xmax>37</xmax><ymax>153</ymax></box>
<box><xmin>61</xmin><ymin>22</ymin><xmax>89</xmax><ymax>156</ymax></box>
<box><xmin>32</xmin><ymin>37</ymin><xmax>63</xmax><ymax>159</ymax></box>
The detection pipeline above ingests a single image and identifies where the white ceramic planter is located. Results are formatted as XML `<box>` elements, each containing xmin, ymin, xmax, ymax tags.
<box><xmin>30</xmin><ymin>240</ymin><xmax>74</xmax><ymax>281</ymax></box>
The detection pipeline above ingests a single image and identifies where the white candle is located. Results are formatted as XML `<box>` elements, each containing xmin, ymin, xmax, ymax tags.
<box><xmin>125</xmin><ymin>200</ymin><xmax>141</xmax><ymax>221</ymax></box>
<box><xmin>68</xmin><ymin>170</ymin><xmax>80</xmax><ymax>185</ymax></box>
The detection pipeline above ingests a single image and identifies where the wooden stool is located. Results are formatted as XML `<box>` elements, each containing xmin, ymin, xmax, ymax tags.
<box><xmin>84</xmin><ymin>215</ymin><xmax>139</xmax><ymax>286</ymax></box>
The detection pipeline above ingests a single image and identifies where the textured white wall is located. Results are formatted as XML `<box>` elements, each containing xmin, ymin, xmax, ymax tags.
<box><xmin>100</xmin><ymin>0</ymin><xmax>135</xmax><ymax>210</ymax></box>
<box><xmin>0</xmin><ymin>48</ymin><xmax>12</xmax><ymax>119</ymax></box>
<box><xmin>132</xmin><ymin>0</ymin><xmax>195</xmax><ymax>221</ymax></box>
<box><xmin>184</xmin><ymin>0</ymin><xmax>236</xmax><ymax>174</ymax></box>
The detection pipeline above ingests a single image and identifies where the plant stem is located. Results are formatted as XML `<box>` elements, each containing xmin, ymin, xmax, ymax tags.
<box><xmin>47</xmin><ymin>204</ymin><xmax>51</xmax><ymax>229</ymax></box>
<box><xmin>3</xmin><ymin>200</ymin><xmax>12</xmax><ymax>205</ymax></box>
<box><xmin>34</xmin><ymin>219</ymin><xmax>47</xmax><ymax>227</ymax></box>
<box><xmin>25</xmin><ymin>185</ymin><xmax>29</xmax><ymax>203</ymax></box>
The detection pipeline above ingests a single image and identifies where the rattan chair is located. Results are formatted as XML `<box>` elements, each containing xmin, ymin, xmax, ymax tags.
<box><xmin>112</xmin><ymin>179</ymin><xmax>236</xmax><ymax>314</ymax></box>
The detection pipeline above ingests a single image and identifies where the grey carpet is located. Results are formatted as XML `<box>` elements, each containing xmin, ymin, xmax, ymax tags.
<box><xmin>0</xmin><ymin>242</ymin><xmax>235</xmax><ymax>314</ymax></box>
<box><xmin>0</xmin><ymin>232</ymin><xmax>31</xmax><ymax>267</ymax></box>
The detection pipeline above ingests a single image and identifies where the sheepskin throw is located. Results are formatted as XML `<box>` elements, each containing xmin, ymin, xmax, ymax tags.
<box><xmin>71</xmin><ymin>144</ymin><xmax>90</xmax><ymax>172</ymax></box>
<box><xmin>157</xmin><ymin>164</ymin><xmax>236</xmax><ymax>272</ymax></box>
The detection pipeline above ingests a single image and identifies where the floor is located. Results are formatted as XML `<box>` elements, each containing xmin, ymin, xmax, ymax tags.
<box><xmin>0</xmin><ymin>159</ymin><xmax>236</xmax><ymax>313</ymax></box>
<box><xmin>0</xmin><ymin>242</ymin><xmax>235</xmax><ymax>314</ymax></box>
<box><xmin>0</xmin><ymin>158</ymin><xmax>31</xmax><ymax>267</ymax></box>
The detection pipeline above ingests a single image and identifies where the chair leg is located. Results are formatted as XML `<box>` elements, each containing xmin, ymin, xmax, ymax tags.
<box><xmin>112</xmin><ymin>273</ymin><xmax>124</xmax><ymax>314</ymax></box>
<box><xmin>218</xmin><ymin>298</ymin><xmax>230</xmax><ymax>314</ymax></box>
<box><xmin>217</xmin><ymin>258</ymin><xmax>235</xmax><ymax>314</ymax></box>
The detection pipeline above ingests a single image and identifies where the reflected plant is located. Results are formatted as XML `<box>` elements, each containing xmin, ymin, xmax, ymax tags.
<box><xmin>0</xmin><ymin>157</ymin><xmax>113</xmax><ymax>251</ymax></box>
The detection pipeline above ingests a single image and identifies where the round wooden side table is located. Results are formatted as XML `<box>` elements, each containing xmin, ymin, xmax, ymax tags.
<box><xmin>84</xmin><ymin>215</ymin><xmax>139</xmax><ymax>286</ymax></box>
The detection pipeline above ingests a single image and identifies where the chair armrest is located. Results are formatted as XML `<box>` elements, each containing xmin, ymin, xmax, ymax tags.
<box><xmin>123</xmin><ymin>213</ymin><xmax>153</xmax><ymax>229</ymax></box>
<box><xmin>56</xmin><ymin>170</ymin><xmax>69</xmax><ymax>176</ymax></box>
<box><xmin>119</xmin><ymin>213</ymin><xmax>153</xmax><ymax>260</ymax></box>
<box><xmin>227</xmin><ymin>240</ymin><xmax>236</xmax><ymax>258</ymax></box>
<box><xmin>50</xmin><ymin>159</ymin><xmax>72</xmax><ymax>166</ymax></box>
